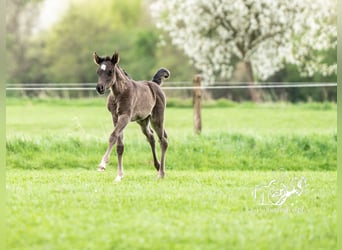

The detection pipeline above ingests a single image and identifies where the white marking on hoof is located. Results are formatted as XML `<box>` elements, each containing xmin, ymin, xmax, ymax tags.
<box><xmin>97</xmin><ymin>166</ymin><xmax>106</xmax><ymax>172</ymax></box>
<box><xmin>98</xmin><ymin>160</ymin><xmax>107</xmax><ymax>172</ymax></box>
<box><xmin>114</xmin><ymin>175</ymin><xmax>123</xmax><ymax>182</ymax></box>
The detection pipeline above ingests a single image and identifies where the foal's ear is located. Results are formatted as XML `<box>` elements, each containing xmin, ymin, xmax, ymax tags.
<box><xmin>93</xmin><ymin>52</ymin><xmax>103</xmax><ymax>65</ymax></box>
<box><xmin>111</xmin><ymin>51</ymin><xmax>119</xmax><ymax>65</ymax></box>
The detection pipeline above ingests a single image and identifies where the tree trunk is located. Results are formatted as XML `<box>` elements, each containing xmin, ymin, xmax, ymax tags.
<box><xmin>322</xmin><ymin>86</ymin><xmax>328</xmax><ymax>101</ymax></box>
<box><xmin>244</xmin><ymin>60</ymin><xmax>261</xmax><ymax>102</ymax></box>
<box><xmin>193</xmin><ymin>75</ymin><xmax>202</xmax><ymax>134</ymax></box>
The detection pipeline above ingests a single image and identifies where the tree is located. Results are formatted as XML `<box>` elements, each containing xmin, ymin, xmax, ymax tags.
<box><xmin>6</xmin><ymin>0</ymin><xmax>44</xmax><ymax>83</ymax></box>
<box><xmin>151</xmin><ymin>0</ymin><xmax>336</xmax><ymax>102</ymax></box>
<box><xmin>41</xmin><ymin>0</ymin><xmax>162</xmax><ymax>86</ymax></box>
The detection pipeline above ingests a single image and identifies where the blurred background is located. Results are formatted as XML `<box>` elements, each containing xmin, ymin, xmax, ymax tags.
<box><xmin>5</xmin><ymin>0</ymin><xmax>337</xmax><ymax>102</ymax></box>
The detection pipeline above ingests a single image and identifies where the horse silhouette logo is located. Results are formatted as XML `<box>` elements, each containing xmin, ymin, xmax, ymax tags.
<box><xmin>253</xmin><ymin>175</ymin><xmax>306</xmax><ymax>206</ymax></box>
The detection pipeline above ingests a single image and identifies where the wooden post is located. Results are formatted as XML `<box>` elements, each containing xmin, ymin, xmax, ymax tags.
<box><xmin>193</xmin><ymin>74</ymin><xmax>202</xmax><ymax>134</ymax></box>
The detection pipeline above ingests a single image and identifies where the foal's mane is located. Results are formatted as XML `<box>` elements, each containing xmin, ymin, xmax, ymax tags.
<box><xmin>115</xmin><ymin>64</ymin><xmax>131</xmax><ymax>82</ymax></box>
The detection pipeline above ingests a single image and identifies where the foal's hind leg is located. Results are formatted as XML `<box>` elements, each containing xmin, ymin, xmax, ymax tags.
<box><xmin>137</xmin><ymin>118</ymin><xmax>160</xmax><ymax>171</ymax></box>
<box><xmin>115</xmin><ymin>132</ymin><xmax>124</xmax><ymax>182</ymax></box>
<box><xmin>151</xmin><ymin>119</ymin><xmax>168</xmax><ymax>178</ymax></box>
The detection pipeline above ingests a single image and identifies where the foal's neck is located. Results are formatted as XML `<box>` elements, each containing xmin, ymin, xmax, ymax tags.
<box><xmin>115</xmin><ymin>65</ymin><xmax>130</xmax><ymax>82</ymax></box>
<box><xmin>111</xmin><ymin>65</ymin><xmax>129</xmax><ymax>95</ymax></box>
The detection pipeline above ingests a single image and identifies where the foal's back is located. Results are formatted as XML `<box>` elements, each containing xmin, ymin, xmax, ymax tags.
<box><xmin>107</xmin><ymin>79</ymin><xmax>165</xmax><ymax>122</ymax></box>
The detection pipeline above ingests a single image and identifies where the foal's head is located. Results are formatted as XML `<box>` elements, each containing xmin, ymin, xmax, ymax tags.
<box><xmin>93</xmin><ymin>52</ymin><xmax>119</xmax><ymax>95</ymax></box>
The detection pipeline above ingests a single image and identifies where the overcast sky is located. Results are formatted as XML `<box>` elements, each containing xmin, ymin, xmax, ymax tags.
<box><xmin>34</xmin><ymin>0</ymin><xmax>70</xmax><ymax>33</ymax></box>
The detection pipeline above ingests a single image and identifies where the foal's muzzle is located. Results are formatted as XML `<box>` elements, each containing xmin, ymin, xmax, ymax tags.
<box><xmin>96</xmin><ymin>84</ymin><xmax>105</xmax><ymax>95</ymax></box>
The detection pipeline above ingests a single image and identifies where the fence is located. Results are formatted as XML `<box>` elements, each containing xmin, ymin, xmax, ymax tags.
<box><xmin>6</xmin><ymin>81</ymin><xmax>337</xmax><ymax>100</ymax></box>
<box><xmin>6</xmin><ymin>80</ymin><xmax>337</xmax><ymax>134</ymax></box>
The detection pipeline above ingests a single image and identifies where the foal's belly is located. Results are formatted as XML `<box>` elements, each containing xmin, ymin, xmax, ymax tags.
<box><xmin>130</xmin><ymin>84</ymin><xmax>154</xmax><ymax>121</ymax></box>
<box><xmin>130</xmin><ymin>108</ymin><xmax>152</xmax><ymax>122</ymax></box>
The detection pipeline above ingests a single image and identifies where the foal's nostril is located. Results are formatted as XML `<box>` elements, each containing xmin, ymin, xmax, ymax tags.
<box><xmin>96</xmin><ymin>85</ymin><xmax>104</xmax><ymax>93</ymax></box>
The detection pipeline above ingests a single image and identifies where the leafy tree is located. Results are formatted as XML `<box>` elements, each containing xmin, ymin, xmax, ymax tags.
<box><xmin>6</xmin><ymin>0</ymin><xmax>44</xmax><ymax>84</ymax></box>
<box><xmin>39</xmin><ymin>0</ymin><xmax>162</xmax><ymax>87</ymax></box>
<box><xmin>128</xmin><ymin>30</ymin><xmax>159</xmax><ymax>79</ymax></box>
<box><xmin>152</xmin><ymin>0</ymin><xmax>336</xmax><ymax>102</ymax></box>
<box><xmin>6</xmin><ymin>0</ymin><xmax>195</xmax><ymax>96</ymax></box>
<box><xmin>37</xmin><ymin>0</ymin><xmax>194</xmax><ymax>90</ymax></box>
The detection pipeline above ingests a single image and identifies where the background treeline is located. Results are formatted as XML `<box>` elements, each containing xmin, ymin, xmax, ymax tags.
<box><xmin>6</xmin><ymin>0</ymin><xmax>336</xmax><ymax>102</ymax></box>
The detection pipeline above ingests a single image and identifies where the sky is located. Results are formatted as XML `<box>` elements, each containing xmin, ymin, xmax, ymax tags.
<box><xmin>34</xmin><ymin>0</ymin><xmax>70</xmax><ymax>33</ymax></box>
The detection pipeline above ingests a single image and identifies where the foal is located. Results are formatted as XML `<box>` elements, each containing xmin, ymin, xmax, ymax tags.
<box><xmin>93</xmin><ymin>51</ymin><xmax>169</xmax><ymax>182</ymax></box>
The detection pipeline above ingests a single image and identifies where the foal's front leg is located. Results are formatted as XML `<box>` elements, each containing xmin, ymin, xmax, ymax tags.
<box><xmin>98</xmin><ymin>114</ymin><xmax>130</xmax><ymax>179</ymax></box>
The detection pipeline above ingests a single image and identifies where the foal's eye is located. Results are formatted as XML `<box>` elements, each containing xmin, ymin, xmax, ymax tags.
<box><xmin>108</xmin><ymin>70</ymin><xmax>113</xmax><ymax>76</ymax></box>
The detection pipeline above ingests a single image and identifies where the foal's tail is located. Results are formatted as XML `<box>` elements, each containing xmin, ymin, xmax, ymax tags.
<box><xmin>152</xmin><ymin>68</ymin><xmax>170</xmax><ymax>85</ymax></box>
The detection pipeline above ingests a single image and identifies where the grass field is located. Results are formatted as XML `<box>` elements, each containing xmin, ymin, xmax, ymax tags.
<box><xmin>6</xmin><ymin>98</ymin><xmax>337</xmax><ymax>249</ymax></box>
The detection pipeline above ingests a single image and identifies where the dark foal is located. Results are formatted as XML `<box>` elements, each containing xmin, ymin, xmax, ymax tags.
<box><xmin>93</xmin><ymin>51</ymin><xmax>169</xmax><ymax>182</ymax></box>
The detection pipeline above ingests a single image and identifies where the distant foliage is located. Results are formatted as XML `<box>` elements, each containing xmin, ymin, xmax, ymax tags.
<box><xmin>152</xmin><ymin>0</ymin><xmax>337</xmax><ymax>82</ymax></box>
<box><xmin>6</xmin><ymin>0</ymin><xmax>44</xmax><ymax>83</ymax></box>
<box><xmin>6</xmin><ymin>0</ymin><xmax>195</xmax><ymax>88</ymax></box>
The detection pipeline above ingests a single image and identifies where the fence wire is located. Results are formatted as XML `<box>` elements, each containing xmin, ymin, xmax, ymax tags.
<box><xmin>5</xmin><ymin>82</ymin><xmax>337</xmax><ymax>91</ymax></box>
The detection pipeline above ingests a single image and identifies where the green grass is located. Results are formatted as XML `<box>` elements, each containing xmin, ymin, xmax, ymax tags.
<box><xmin>6</xmin><ymin>98</ymin><xmax>337</xmax><ymax>138</ymax></box>
<box><xmin>6</xmin><ymin>98</ymin><xmax>337</xmax><ymax>171</ymax></box>
<box><xmin>5</xmin><ymin>98</ymin><xmax>337</xmax><ymax>249</ymax></box>
<box><xmin>7</xmin><ymin>169</ymin><xmax>336</xmax><ymax>250</ymax></box>
<box><xmin>6</xmin><ymin>133</ymin><xmax>336</xmax><ymax>171</ymax></box>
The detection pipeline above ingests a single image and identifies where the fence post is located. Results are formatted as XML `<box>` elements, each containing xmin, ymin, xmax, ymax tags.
<box><xmin>193</xmin><ymin>74</ymin><xmax>202</xmax><ymax>134</ymax></box>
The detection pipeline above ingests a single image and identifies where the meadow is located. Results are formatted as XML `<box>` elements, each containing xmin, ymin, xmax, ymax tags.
<box><xmin>6</xmin><ymin>98</ymin><xmax>337</xmax><ymax>249</ymax></box>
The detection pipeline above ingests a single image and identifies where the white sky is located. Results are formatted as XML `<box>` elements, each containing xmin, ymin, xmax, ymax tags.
<box><xmin>34</xmin><ymin>0</ymin><xmax>70</xmax><ymax>33</ymax></box>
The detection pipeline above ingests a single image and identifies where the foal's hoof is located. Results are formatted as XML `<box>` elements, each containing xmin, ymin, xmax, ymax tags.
<box><xmin>97</xmin><ymin>166</ymin><xmax>106</xmax><ymax>172</ymax></box>
<box><xmin>157</xmin><ymin>173</ymin><xmax>165</xmax><ymax>179</ymax></box>
<box><xmin>114</xmin><ymin>176</ymin><xmax>123</xmax><ymax>182</ymax></box>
